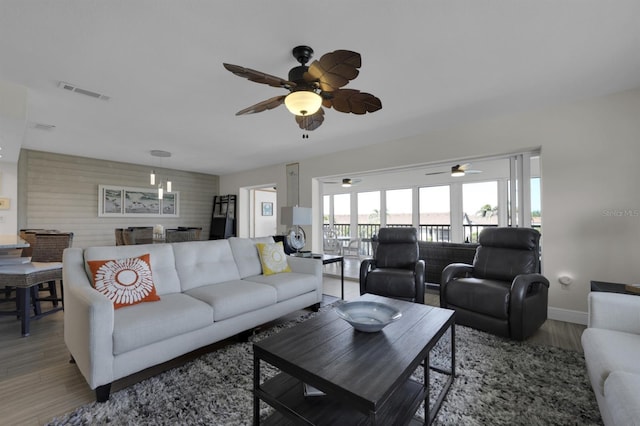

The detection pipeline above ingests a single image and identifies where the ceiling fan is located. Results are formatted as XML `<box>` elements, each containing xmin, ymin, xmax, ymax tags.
<box><xmin>424</xmin><ymin>163</ymin><xmax>483</xmax><ymax>177</ymax></box>
<box><xmin>223</xmin><ymin>45</ymin><xmax>382</xmax><ymax>131</ymax></box>
<box><xmin>325</xmin><ymin>178</ymin><xmax>362</xmax><ymax>187</ymax></box>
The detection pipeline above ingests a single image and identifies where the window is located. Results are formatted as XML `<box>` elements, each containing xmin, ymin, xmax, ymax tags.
<box><xmin>333</xmin><ymin>193</ymin><xmax>351</xmax><ymax>237</ymax></box>
<box><xmin>419</xmin><ymin>185</ymin><xmax>450</xmax><ymax>241</ymax></box>
<box><xmin>463</xmin><ymin>181</ymin><xmax>498</xmax><ymax>243</ymax></box>
<box><xmin>531</xmin><ymin>177</ymin><xmax>541</xmax><ymax>231</ymax></box>
<box><xmin>323</xmin><ymin>195</ymin><xmax>330</xmax><ymax>225</ymax></box>
<box><xmin>386</xmin><ymin>189</ymin><xmax>412</xmax><ymax>226</ymax></box>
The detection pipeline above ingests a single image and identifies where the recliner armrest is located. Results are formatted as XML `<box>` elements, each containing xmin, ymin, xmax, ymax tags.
<box><xmin>359</xmin><ymin>258</ymin><xmax>376</xmax><ymax>295</ymax></box>
<box><xmin>510</xmin><ymin>273</ymin><xmax>550</xmax><ymax>301</ymax></box>
<box><xmin>414</xmin><ymin>259</ymin><xmax>425</xmax><ymax>304</ymax></box>
<box><xmin>440</xmin><ymin>263</ymin><xmax>474</xmax><ymax>307</ymax></box>
<box><xmin>441</xmin><ymin>263</ymin><xmax>474</xmax><ymax>285</ymax></box>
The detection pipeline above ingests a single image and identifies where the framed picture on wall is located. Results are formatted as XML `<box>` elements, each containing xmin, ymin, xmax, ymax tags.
<box><xmin>98</xmin><ymin>185</ymin><xmax>179</xmax><ymax>217</ymax></box>
<box><xmin>262</xmin><ymin>202</ymin><xmax>273</xmax><ymax>216</ymax></box>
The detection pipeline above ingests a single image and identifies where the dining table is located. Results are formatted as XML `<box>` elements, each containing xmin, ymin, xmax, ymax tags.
<box><xmin>0</xmin><ymin>234</ymin><xmax>30</xmax><ymax>265</ymax></box>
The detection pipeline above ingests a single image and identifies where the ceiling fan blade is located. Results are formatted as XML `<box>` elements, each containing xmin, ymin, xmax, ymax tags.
<box><xmin>235</xmin><ymin>95</ymin><xmax>286</xmax><ymax>115</ymax></box>
<box><xmin>465</xmin><ymin>170</ymin><xmax>483</xmax><ymax>174</ymax></box>
<box><xmin>324</xmin><ymin>89</ymin><xmax>382</xmax><ymax>114</ymax></box>
<box><xmin>424</xmin><ymin>171</ymin><xmax>448</xmax><ymax>176</ymax></box>
<box><xmin>295</xmin><ymin>108</ymin><xmax>325</xmax><ymax>131</ymax></box>
<box><xmin>458</xmin><ymin>163</ymin><xmax>472</xmax><ymax>171</ymax></box>
<box><xmin>305</xmin><ymin>50</ymin><xmax>361</xmax><ymax>92</ymax></box>
<box><xmin>223</xmin><ymin>63</ymin><xmax>296</xmax><ymax>89</ymax></box>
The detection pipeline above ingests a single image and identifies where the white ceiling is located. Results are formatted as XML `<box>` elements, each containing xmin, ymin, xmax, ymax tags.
<box><xmin>1</xmin><ymin>1</ymin><xmax>639</xmax><ymax>175</ymax></box>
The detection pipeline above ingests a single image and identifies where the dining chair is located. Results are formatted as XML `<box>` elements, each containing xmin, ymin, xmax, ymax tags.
<box><xmin>123</xmin><ymin>227</ymin><xmax>153</xmax><ymax>245</ymax></box>
<box><xmin>323</xmin><ymin>227</ymin><xmax>342</xmax><ymax>255</ymax></box>
<box><xmin>165</xmin><ymin>229</ymin><xmax>191</xmax><ymax>242</ymax></box>
<box><xmin>0</xmin><ymin>232</ymin><xmax>73</xmax><ymax>336</ymax></box>
<box><xmin>342</xmin><ymin>238</ymin><xmax>362</xmax><ymax>259</ymax></box>
<box><xmin>115</xmin><ymin>228</ymin><xmax>125</xmax><ymax>245</ymax></box>
<box><xmin>29</xmin><ymin>232</ymin><xmax>74</xmax><ymax>310</ymax></box>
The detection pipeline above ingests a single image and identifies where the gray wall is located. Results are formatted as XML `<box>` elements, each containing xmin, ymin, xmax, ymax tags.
<box><xmin>18</xmin><ymin>149</ymin><xmax>219</xmax><ymax>248</ymax></box>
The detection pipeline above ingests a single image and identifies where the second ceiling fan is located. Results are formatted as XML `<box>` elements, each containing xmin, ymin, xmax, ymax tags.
<box><xmin>325</xmin><ymin>178</ymin><xmax>362</xmax><ymax>187</ymax></box>
<box><xmin>425</xmin><ymin>163</ymin><xmax>483</xmax><ymax>177</ymax></box>
<box><xmin>223</xmin><ymin>46</ymin><xmax>382</xmax><ymax>131</ymax></box>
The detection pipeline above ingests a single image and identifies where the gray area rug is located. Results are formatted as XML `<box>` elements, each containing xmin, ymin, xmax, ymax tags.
<box><xmin>49</xmin><ymin>305</ymin><xmax>602</xmax><ymax>425</ymax></box>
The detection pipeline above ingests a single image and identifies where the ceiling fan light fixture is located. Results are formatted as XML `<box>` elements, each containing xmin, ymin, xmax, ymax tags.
<box><xmin>451</xmin><ymin>166</ymin><xmax>465</xmax><ymax>177</ymax></box>
<box><xmin>284</xmin><ymin>91</ymin><xmax>322</xmax><ymax>116</ymax></box>
<box><xmin>341</xmin><ymin>178</ymin><xmax>352</xmax><ymax>188</ymax></box>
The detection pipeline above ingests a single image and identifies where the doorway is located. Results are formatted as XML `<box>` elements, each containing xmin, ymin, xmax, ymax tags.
<box><xmin>249</xmin><ymin>186</ymin><xmax>278</xmax><ymax>238</ymax></box>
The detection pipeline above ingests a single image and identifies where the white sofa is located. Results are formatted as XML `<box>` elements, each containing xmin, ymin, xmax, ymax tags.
<box><xmin>63</xmin><ymin>236</ymin><xmax>322</xmax><ymax>402</ymax></box>
<box><xmin>581</xmin><ymin>292</ymin><xmax>640</xmax><ymax>425</ymax></box>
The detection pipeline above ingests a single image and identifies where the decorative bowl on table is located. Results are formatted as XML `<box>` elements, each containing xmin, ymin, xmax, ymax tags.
<box><xmin>334</xmin><ymin>301</ymin><xmax>402</xmax><ymax>332</ymax></box>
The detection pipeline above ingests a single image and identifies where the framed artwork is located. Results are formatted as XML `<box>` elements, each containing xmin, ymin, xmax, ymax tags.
<box><xmin>0</xmin><ymin>198</ymin><xmax>10</xmax><ymax>210</ymax></box>
<box><xmin>262</xmin><ymin>202</ymin><xmax>273</xmax><ymax>216</ymax></box>
<box><xmin>98</xmin><ymin>185</ymin><xmax>179</xmax><ymax>217</ymax></box>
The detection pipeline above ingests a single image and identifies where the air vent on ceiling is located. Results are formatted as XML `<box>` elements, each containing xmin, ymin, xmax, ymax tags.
<box><xmin>57</xmin><ymin>81</ymin><xmax>110</xmax><ymax>101</ymax></box>
<box><xmin>30</xmin><ymin>122</ymin><xmax>56</xmax><ymax>131</ymax></box>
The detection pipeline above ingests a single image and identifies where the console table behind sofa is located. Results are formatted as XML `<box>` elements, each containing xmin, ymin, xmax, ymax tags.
<box><xmin>418</xmin><ymin>241</ymin><xmax>478</xmax><ymax>289</ymax></box>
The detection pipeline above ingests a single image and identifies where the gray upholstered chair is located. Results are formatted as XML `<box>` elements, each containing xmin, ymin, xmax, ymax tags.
<box><xmin>359</xmin><ymin>227</ymin><xmax>425</xmax><ymax>304</ymax></box>
<box><xmin>440</xmin><ymin>227</ymin><xmax>549</xmax><ymax>340</ymax></box>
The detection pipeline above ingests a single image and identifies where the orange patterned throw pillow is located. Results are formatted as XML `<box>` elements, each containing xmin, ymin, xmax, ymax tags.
<box><xmin>88</xmin><ymin>253</ymin><xmax>160</xmax><ymax>309</ymax></box>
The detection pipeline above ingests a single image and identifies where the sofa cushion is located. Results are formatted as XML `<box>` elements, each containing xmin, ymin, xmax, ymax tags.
<box><xmin>87</xmin><ymin>253</ymin><xmax>161</xmax><ymax>309</ymax></box>
<box><xmin>113</xmin><ymin>293</ymin><xmax>213</xmax><ymax>355</ymax></box>
<box><xmin>604</xmin><ymin>371</ymin><xmax>640</xmax><ymax>426</ymax></box>
<box><xmin>256</xmin><ymin>242</ymin><xmax>291</xmax><ymax>275</ymax></box>
<box><xmin>84</xmin><ymin>244</ymin><xmax>181</xmax><ymax>295</ymax></box>
<box><xmin>244</xmin><ymin>272</ymin><xmax>318</xmax><ymax>302</ymax></box>
<box><xmin>172</xmin><ymin>240</ymin><xmax>241</xmax><ymax>291</ymax></box>
<box><xmin>185</xmin><ymin>280</ymin><xmax>277</xmax><ymax>321</ymax></box>
<box><xmin>228</xmin><ymin>236</ymin><xmax>274</xmax><ymax>278</ymax></box>
<box><xmin>582</xmin><ymin>328</ymin><xmax>640</xmax><ymax>395</ymax></box>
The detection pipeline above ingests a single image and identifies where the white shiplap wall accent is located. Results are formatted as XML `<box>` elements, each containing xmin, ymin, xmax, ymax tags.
<box><xmin>18</xmin><ymin>150</ymin><xmax>219</xmax><ymax>248</ymax></box>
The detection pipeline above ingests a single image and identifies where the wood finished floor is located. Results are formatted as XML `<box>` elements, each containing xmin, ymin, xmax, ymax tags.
<box><xmin>0</xmin><ymin>272</ymin><xmax>586</xmax><ymax>426</ymax></box>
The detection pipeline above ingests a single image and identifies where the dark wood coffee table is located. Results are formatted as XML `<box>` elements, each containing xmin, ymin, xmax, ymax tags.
<box><xmin>253</xmin><ymin>293</ymin><xmax>455</xmax><ymax>425</ymax></box>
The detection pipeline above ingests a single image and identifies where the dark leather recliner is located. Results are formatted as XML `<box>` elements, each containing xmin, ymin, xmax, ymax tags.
<box><xmin>440</xmin><ymin>227</ymin><xmax>549</xmax><ymax>340</ymax></box>
<box><xmin>360</xmin><ymin>227</ymin><xmax>425</xmax><ymax>304</ymax></box>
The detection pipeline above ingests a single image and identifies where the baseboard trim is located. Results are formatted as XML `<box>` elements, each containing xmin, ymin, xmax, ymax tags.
<box><xmin>548</xmin><ymin>306</ymin><xmax>588</xmax><ymax>325</ymax></box>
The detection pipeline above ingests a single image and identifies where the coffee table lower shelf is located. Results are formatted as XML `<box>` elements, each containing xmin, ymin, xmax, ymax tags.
<box><xmin>257</xmin><ymin>372</ymin><xmax>426</xmax><ymax>425</ymax></box>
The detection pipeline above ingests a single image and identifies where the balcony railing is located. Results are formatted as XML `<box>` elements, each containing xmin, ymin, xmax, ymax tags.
<box><xmin>324</xmin><ymin>223</ymin><xmax>541</xmax><ymax>256</ymax></box>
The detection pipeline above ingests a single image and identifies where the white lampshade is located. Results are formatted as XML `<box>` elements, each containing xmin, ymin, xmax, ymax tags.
<box><xmin>280</xmin><ymin>206</ymin><xmax>312</xmax><ymax>226</ymax></box>
<box><xmin>284</xmin><ymin>91</ymin><xmax>322</xmax><ymax>116</ymax></box>
<box><xmin>166</xmin><ymin>180</ymin><xmax>172</xmax><ymax>192</ymax></box>
<box><xmin>150</xmin><ymin>170</ymin><xmax>156</xmax><ymax>185</ymax></box>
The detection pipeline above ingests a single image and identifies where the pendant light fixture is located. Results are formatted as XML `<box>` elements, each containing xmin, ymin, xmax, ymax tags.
<box><xmin>149</xmin><ymin>150</ymin><xmax>173</xmax><ymax>197</ymax></box>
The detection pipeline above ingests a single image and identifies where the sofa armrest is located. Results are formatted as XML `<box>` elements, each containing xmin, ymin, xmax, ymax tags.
<box><xmin>63</xmin><ymin>248</ymin><xmax>116</xmax><ymax>389</ymax></box>
<box><xmin>287</xmin><ymin>256</ymin><xmax>323</xmax><ymax>302</ymax></box>
<box><xmin>588</xmin><ymin>292</ymin><xmax>640</xmax><ymax>334</ymax></box>
<box><xmin>287</xmin><ymin>255</ymin><xmax>321</xmax><ymax>276</ymax></box>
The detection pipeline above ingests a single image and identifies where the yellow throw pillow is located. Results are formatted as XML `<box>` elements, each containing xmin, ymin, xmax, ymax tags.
<box><xmin>87</xmin><ymin>253</ymin><xmax>160</xmax><ymax>309</ymax></box>
<box><xmin>256</xmin><ymin>242</ymin><xmax>291</xmax><ymax>276</ymax></box>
